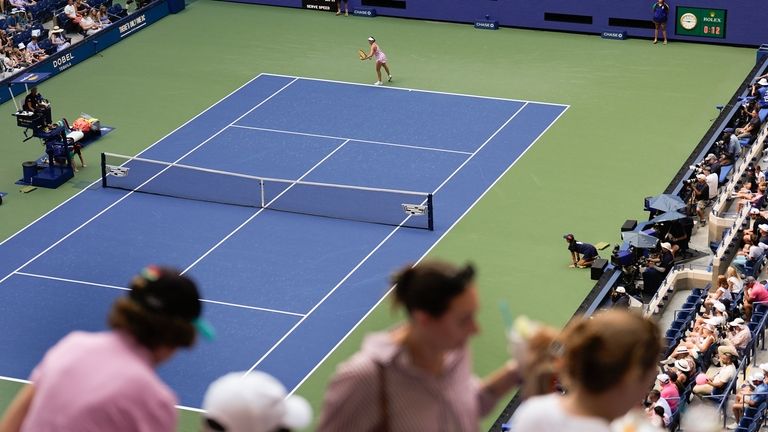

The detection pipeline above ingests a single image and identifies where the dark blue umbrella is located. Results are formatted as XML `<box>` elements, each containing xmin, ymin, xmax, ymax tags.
<box><xmin>648</xmin><ymin>194</ymin><xmax>686</xmax><ymax>212</ymax></box>
<box><xmin>651</xmin><ymin>210</ymin><xmax>687</xmax><ymax>223</ymax></box>
<box><xmin>621</xmin><ymin>231</ymin><xmax>659</xmax><ymax>249</ymax></box>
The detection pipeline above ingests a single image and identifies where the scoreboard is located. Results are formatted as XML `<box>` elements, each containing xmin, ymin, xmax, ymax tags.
<box><xmin>675</xmin><ymin>6</ymin><xmax>726</xmax><ymax>39</ymax></box>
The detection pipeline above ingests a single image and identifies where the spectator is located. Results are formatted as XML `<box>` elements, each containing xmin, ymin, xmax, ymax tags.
<box><xmin>75</xmin><ymin>0</ymin><xmax>91</xmax><ymax>14</ymax></box>
<box><xmin>727</xmin><ymin>266</ymin><xmax>744</xmax><ymax>294</ymax></box>
<box><xmin>732</xmin><ymin>241</ymin><xmax>763</xmax><ymax>277</ymax></box>
<box><xmin>564</xmin><ymin>233</ymin><xmax>599</xmax><ymax>268</ymax></box>
<box><xmin>63</xmin><ymin>0</ymin><xmax>82</xmax><ymax>23</ymax></box>
<box><xmin>651</xmin><ymin>0</ymin><xmax>669</xmax><ymax>45</ymax></box>
<box><xmin>648</xmin><ymin>406</ymin><xmax>666</xmax><ymax>428</ymax></box>
<box><xmin>509</xmin><ymin>310</ymin><xmax>661</xmax><ymax>431</ymax></box>
<box><xmin>49</xmin><ymin>27</ymin><xmax>70</xmax><ymax>52</ymax></box>
<box><xmin>644</xmin><ymin>390</ymin><xmax>671</xmax><ymax>427</ymax></box>
<box><xmin>25</xmin><ymin>36</ymin><xmax>47</xmax><ymax>62</ymax></box>
<box><xmin>79</xmin><ymin>9</ymin><xmax>100</xmax><ymax>35</ymax></box>
<box><xmin>704</xmin><ymin>275</ymin><xmax>733</xmax><ymax>311</ymax></box>
<box><xmin>9</xmin><ymin>0</ymin><xmax>36</xmax><ymax>8</ymax></box>
<box><xmin>0</xmin><ymin>265</ymin><xmax>212</xmax><ymax>432</ymax></box>
<box><xmin>693</xmin><ymin>345</ymin><xmax>738</xmax><ymax>397</ymax></box>
<box><xmin>730</xmin><ymin>372</ymin><xmax>768</xmax><ymax>428</ymax></box>
<box><xmin>656</xmin><ymin>373</ymin><xmax>679</xmax><ymax>412</ymax></box>
<box><xmin>671</xmin><ymin>358</ymin><xmax>693</xmax><ymax>386</ymax></box>
<box><xmin>97</xmin><ymin>5</ymin><xmax>111</xmax><ymax>27</ymax></box>
<box><xmin>736</xmin><ymin>103</ymin><xmax>761</xmax><ymax>139</ymax></box>
<box><xmin>690</xmin><ymin>174</ymin><xmax>709</xmax><ymax>224</ymax></box>
<box><xmin>743</xmin><ymin>208</ymin><xmax>768</xmax><ymax>245</ymax></box>
<box><xmin>721</xmin><ymin>318</ymin><xmax>751</xmax><ymax>353</ymax></box>
<box><xmin>744</xmin><ymin>276</ymin><xmax>768</xmax><ymax>320</ymax></box>
<box><xmin>317</xmin><ymin>261</ymin><xmax>521</xmax><ymax>432</ymax></box>
<box><xmin>202</xmin><ymin>371</ymin><xmax>312</xmax><ymax>432</ymax></box>
<box><xmin>661</xmin><ymin>344</ymin><xmax>695</xmax><ymax>369</ymax></box>
<box><xmin>678</xmin><ymin>320</ymin><xmax>717</xmax><ymax>359</ymax></box>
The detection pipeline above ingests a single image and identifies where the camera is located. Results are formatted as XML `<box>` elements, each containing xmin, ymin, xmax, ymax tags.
<box><xmin>683</xmin><ymin>178</ymin><xmax>696</xmax><ymax>185</ymax></box>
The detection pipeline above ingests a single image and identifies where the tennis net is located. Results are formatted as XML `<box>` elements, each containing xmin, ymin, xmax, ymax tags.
<box><xmin>100</xmin><ymin>152</ymin><xmax>434</xmax><ymax>230</ymax></box>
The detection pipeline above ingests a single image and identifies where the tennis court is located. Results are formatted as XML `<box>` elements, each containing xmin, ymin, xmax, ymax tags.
<box><xmin>0</xmin><ymin>73</ymin><xmax>566</xmax><ymax>407</ymax></box>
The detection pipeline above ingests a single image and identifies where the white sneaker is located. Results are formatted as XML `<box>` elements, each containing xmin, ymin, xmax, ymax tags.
<box><xmin>387</xmin><ymin>75</ymin><xmax>392</xmax><ymax>82</ymax></box>
<box><xmin>374</xmin><ymin>81</ymin><xmax>382</xmax><ymax>86</ymax></box>
<box><xmin>726</xmin><ymin>422</ymin><xmax>738</xmax><ymax>430</ymax></box>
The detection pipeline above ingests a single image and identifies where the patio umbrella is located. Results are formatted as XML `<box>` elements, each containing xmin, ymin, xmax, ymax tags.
<box><xmin>621</xmin><ymin>231</ymin><xmax>659</xmax><ymax>249</ymax></box>
<box><xmin>651</xmin><ymin>211</ymin><xmax>688</xmax><ymax>223</ymax></box>
<box><xmin>647</xmin><ymin>194</ymin><xmax>686</xmax><ymax>212</ymax></box>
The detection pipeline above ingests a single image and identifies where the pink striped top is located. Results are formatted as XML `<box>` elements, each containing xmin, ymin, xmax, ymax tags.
<box><xmin>372</xmin><ymin>43</ymin><xmax>388</xmax><ymax>63</ymax></box>
<box><xmin>317</xmin><ymin>330</ymin><xmax>501</xmax><ymax>432</ymax></box>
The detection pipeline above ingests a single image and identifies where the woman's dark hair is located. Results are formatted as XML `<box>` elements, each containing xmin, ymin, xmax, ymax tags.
<box><xmin>108</xmin><ymin>297</ymin><xmax>196</xmax><ymax>350</ymax></box>
<box><xmin>653</xmin><ymin>405</ymin><xmax>665</xmax><ymax>417</ymax></box>
<box><xmin>108</xmin><ymin>266</ymin><xmax>200</xmax><ymax>350</ymax></box>
<box><xmin>392</xmin><ymin>261</ymin><xmax>475</xmax><ymax>317</ymax></box>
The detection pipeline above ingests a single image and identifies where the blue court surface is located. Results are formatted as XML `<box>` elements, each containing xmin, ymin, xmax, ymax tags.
<box><xmin>0</xmin><ymin>74</ymin><xmax>567</xmax><ymax>407</ymax></box>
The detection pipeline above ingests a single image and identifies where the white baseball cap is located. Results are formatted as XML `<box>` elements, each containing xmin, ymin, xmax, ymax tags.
<box><xmin>203</xmin><ymin>371</ymin><xmax>312</xmax><ymax>432</ymax></box>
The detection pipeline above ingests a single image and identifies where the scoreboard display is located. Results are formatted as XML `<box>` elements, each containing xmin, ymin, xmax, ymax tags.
<box><xmin>675</xmin><ymin>7</ymin><xmax>726</xmax><ymax>39</ymax></box>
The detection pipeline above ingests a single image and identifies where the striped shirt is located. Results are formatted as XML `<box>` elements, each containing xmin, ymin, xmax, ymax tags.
<box><xmin>317</xmin><ymin>330</ymin><xmax>500</xmax><ymax>432</ymax></box>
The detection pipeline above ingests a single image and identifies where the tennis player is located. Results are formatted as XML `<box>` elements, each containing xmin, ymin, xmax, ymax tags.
<box><xmin>364</xmin><ymin>36</ymin><xmax>392</xmax><ymax>86</ymax></box>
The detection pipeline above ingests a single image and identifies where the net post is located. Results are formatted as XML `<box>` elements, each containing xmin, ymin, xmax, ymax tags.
<box><xmin>260</xmin><ymin>179</ymin><xmax>265</xmax><ymax>207</ymax></box>
<box><xmin>427</xmin><ymin>194</ymin><xmax>434</xmax><ymax>231</ymax></box>
<box><xmin>100</xmin><ymin>152</ymin><xmax>107</xmax><ymax>188</ymax></box>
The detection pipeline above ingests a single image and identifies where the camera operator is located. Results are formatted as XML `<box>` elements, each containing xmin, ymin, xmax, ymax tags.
<box><xmin>702</xmin><ymin>166</ymin><xmax>719</xmax><ymax>200</ymax></box>
<box><xmin>611</xmin><ymin>286</ymin><xmax>630</xmax><ymax>309</ymax></box>
<box><xmin>688</xmin><ymin>174</ymin><xmax>710</xmax><ymax>225</ymax></box>
<box><xmin>720</xmin><ymin>128</ymin><xmax>741</xmax><ymax>165</ymax></box>
<box><xmin>642</xmin><ymin>242</ymin><xmax>675</xmax><ymax>293</ymax></box>
<box><xmin>704</xmin><ymin>153</ymin><xmax>721</xmax><ymax>177</ymax></box>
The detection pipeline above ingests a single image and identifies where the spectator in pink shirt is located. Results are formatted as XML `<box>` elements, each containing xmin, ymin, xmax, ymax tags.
<box><xmin>744</xmin><ymin>276</ymin><xmax>768</xmax><ymax>320</ymax></box>
<box><xmin>656</xmin><ymin>373</ymin><xmax>680</xmax><ymax>412</ymax></box>
<box><xmin>0</xmin><ymin>265</ymin><xmax>213</xmax><ymax>432</ymax></box>
<box><xmin>318</xmin><ymin>261</ymin><xmax>522</xmax><ymax>432</ymax></box>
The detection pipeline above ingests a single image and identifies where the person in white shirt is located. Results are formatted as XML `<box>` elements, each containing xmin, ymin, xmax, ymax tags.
<box><xmin>510</xmin><ymin>310</ymin><xmax>661</xmax><ymax>432</ymax></box>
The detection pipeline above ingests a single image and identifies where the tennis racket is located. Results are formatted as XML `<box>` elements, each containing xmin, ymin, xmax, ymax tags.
<box><xmin>358</xmin><ymin>49</ymin><xmax>367</xmax><ymax>60</ymax></box>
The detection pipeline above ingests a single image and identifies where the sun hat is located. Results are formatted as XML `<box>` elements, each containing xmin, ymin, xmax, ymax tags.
<box><xmin>203</xmin><ymin>371</ymin><xmax>312</xmax><ymax>432</ymax></box>
<box><xmin>674</xmin><ymin>359</ymin><xmax>691</xmax><ymax>372</ymax></box>
<box><xmin>657</xmin><ymin>373</ymin><xmax>670</xmax><ymax>383</ymax></box>
<box><xmin>51</xmin><ymin>26</ymin><xmax>64</xmax><ymax>33</ymax></box>
<box><xmin>717</xmin><ymin>345</ymin><xmax>738</xmax><ymax>357</ymax></box>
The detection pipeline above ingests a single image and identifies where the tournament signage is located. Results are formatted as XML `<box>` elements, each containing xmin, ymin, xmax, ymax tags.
<box><xmin>675</xmin><ymin>6</ymin><xmax>726</xmax><ymax>39</ymax></box>
<box><xmin>301</xmin><ymin>0</ymin><xmax>335</xmax><ymax>11</ymax></box>
<box><xmin>0</xmin><ymin>0</ymin><xmax>170</xmax><ymax>105</ymax></box>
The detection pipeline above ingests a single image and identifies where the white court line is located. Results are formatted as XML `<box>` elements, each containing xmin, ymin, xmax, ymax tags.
<box><xmin>13</xmin><ymin>272</ymin><xmax>305</xmax><ymax>317</ymax></box>
<box><xmin>262</xmin><ymin>72</ymin><xmax>570</xmax><ymax>108</ymax></box>
<box><xmin>0</xmin><ymin>78</ymin><xmax>299</xmax><ymax>289</ymax></box>
<box><xmin>181</xmin><ymin>139</ymin><xmax>350</xmax><ymax>275</ymax></box>
<box><xmin>287</xmin><ymin>104</ymin><xmax>570</xmax><ymax>396</ymax></box>
<box><xmin>0</xmin><ymin>72</ymin><xmax>277</xmax><ymax>250</ymax></box>
<box><xmin>244</xmin><ymin>101</ymin><xmax>533</xmax><ymax>376</ymax></box>
<box><xmin>229</xmin><ymin>124</ymin><xmax>474</xmax><ymax>156</ymax></box>
<box><xmin>0</xmin><ymin>374</ymin><xmax>206</xmax><ymax>414</ymax></box>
